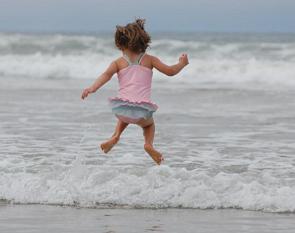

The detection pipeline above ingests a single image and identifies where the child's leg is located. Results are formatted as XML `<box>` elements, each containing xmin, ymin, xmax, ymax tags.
<box><xmin>136</xmin><ymin>118</ymin><xmax>163</xmax><ymax>165</ymax></box>
<box><xmin>101</xmin><ymin>120</ymin><xmax>128</xmax><ymax>153</ymax></box>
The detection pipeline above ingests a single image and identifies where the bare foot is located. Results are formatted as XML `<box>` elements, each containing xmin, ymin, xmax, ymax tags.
<box><xmin>144</xmin><ymin>144</ymin><xmax>164</xmax><ymax>165</ymax></box>
<box><xmin>100</xmin><ymin>136</ymin><xmax>119</xmax><ymax>153</ymax></box>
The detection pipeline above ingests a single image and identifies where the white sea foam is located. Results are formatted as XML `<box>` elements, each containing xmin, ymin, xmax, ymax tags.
<box><xmin>1</xmin><ymin>160</ymin><xmax>295</xmax><ymax>212</ymax></box>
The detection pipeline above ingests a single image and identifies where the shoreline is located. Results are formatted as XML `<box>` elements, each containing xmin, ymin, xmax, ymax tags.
<box><xmin>1</xmin><ymin>201</ymin><xmax>295</xmax><ymax>214</ymax></box>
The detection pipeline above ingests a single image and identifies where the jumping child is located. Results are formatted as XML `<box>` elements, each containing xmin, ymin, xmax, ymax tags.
<box><xmin>81</xmin><ymin>19</ymin><xmax>189</xmax><ymax>165</ymax></box>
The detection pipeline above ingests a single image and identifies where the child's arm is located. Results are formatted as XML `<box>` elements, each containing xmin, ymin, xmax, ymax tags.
<box><xmin>81</xmin><ymin>61</ymin><xmax>118</xmax><ymax>99</ymax></box>
<box><xmin>152</xmin><ymin>54</ymin><xmax>189</xmax><ymax>76</ymax></box>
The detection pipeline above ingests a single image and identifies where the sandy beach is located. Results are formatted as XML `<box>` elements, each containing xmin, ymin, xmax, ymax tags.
<box><xmin>1</xmin><ymin>203</ymin><xmax>295</xmax><ymax>233</ymax></box>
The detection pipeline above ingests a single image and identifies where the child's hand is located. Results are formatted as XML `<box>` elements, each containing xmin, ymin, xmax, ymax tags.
<box><xmin>81</xmin><ymin>87</ymin><xmax>93</xmax><ymax>100</ymax></box>
<box><xmin>179</xmin><ymin>53</ymin><xmax>189</xmax><ymax>67</ymax></box>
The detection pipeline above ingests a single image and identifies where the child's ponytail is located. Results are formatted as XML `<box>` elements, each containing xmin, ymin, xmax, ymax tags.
<box><xmin>135</xmin><ymin>18</ymin><xmax>145</xmax><ymax>30</ymax></box>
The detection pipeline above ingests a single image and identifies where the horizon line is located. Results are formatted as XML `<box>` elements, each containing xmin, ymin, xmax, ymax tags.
<box><xmin>1</xmin><ymin>29</ymin><xmax>295</xmax><ymax>36</ymax></box>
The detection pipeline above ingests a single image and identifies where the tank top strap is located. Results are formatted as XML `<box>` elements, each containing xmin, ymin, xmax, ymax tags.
<box><xmin>122</xmin><ymin>53</ymin><xmax>132</xmax><ymax>65</ymax></box>
<box><xmin>122</xmin><ymin>52</ymin><xmax>145</xmax><ymax>66</ymax></box>
<box><xmin>137</xmin><ymin>53</ymin><xmax>145</xmax><ymax>65</ymax></box>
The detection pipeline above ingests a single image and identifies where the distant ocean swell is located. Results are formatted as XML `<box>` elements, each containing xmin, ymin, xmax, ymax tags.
<box><xmin>1</xmin><ymin>161</ymin><xmax>295</xmax><ymax>213</ymax></box>
<box><xmin>0</xmin><ymin>33</ymin><xmax>295</xmax><ymax>87</ymax></box>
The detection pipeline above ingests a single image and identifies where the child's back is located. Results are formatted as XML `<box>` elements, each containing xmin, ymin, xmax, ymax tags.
<box><xmin>110</xmin><ymin>52</ymin><xmax>158</xmax><ymax>124</ymax></box>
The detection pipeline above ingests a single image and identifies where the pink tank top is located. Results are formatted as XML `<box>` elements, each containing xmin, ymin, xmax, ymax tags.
<box><xmin>115</xmin><ymin>53</ymin><xmax>156</xmax><ymax>107</ymax></box>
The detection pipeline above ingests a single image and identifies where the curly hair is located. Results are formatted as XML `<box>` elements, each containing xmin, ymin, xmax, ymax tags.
<box><xmin>115</xmin><ymin>18</ymin><xmax>151</xmax><ymax>53</ymax></box>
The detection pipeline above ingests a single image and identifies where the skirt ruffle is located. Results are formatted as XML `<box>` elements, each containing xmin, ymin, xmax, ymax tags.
<box><xmin>109</xmin><ymin>97</ymin><xmax>158</xmax><ymax>123</ymax></box>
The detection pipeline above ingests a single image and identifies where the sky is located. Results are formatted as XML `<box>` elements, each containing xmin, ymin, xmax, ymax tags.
<box><xmin>0</xmin><ymin>0</ymin><xmax>295</xmax><ymax>33</ymax></box>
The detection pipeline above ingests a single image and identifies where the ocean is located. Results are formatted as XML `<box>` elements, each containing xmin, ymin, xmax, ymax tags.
<box><xmin>1</xmin><ymin>31</ymin><xmax>295</xmax><ymax>219</ymax></box>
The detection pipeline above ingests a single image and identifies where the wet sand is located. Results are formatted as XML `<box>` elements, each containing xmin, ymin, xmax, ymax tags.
<box><xmin>0</xmin><ymin>203</ymin><xmax>294</xmax><ymax>233</ymax></box>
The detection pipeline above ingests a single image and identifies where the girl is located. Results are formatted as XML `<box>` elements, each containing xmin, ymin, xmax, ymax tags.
<box><xmin>81</xmin><ymin>19</ymin><xmax>189</xmax><ymax>165</ymax></box>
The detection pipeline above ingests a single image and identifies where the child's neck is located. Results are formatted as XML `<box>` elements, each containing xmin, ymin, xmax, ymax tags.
<box><xmin>122</xmin><ymin>49</ymin><xmax>141</xmax><ymax>58</ymax></box>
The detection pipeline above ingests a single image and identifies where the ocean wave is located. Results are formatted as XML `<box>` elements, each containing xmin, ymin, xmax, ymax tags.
<box><xmin>1</xmin><ymin>33</ymin><xmax>295</xmax><ymax>87</ymax></box>
<box><xmin>1</xmin><ymin>54</ymin><xmax>295</xmax><ymax>88</ymax></box>
<box><xmin>1</xmin><ymin>159</ymin><xmax>294</xmax><ymax>213</ymax></box>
